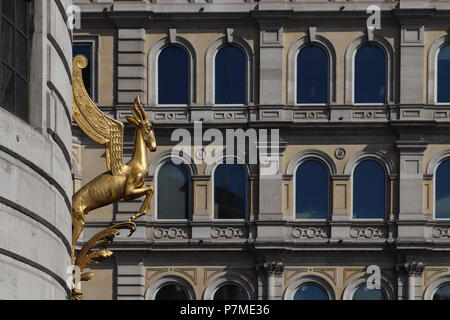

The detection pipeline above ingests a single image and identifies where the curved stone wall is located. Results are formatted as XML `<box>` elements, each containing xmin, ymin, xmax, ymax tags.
<box><xmin>0</xmin><ymin>0</ymin><xmax>72</xmax><ymax>299</ymax></box>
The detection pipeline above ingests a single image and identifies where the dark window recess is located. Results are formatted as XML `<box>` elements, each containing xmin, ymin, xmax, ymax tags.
<box><xmin>437</xmin><ymin>45</ymin><xmax>450</xmax><ymax>103</ymax></box>
<box><xmin>158</xmin><ymin>45</ymin><xmax>189</xmax><ymax>104</ymax></box>
<box><xmin>352</xmin><ymin>285</ymin><xmax>386</xmax><ymax>300</ymax></box>
<box><xmin>435</xmin><ymin>159</ymin><xmax>450</xmax><ymax>219</ymax></box>
<box><xmin>214</xmin><ymin>164</ymin><xmax>247</xmax><ymax>219</ymax></box>
<box><xmin>73</xmin><ymin>43</ymin><xmax>93</xmax><ymax>98</ymax></box>
<box><xmin>353</xmin><ymin>160</ymin><xmax>386</xmax><ymax>219</ymax></box>
<box><xmin>297</xmin><ymin>45</ymin><xmax>329</xmax><ymax>104</ymax></box>
<box><xmin>157</xmin><ymin>161</ymin><xmax>190</xmax><ymax>220</ymax></box>
<box><xmin>354</xmin><ymin>44</ymin><xmax>386</xmax><ymax>104</ymax></box>
<box><xmin>155</xmin><ymin>285</ymin><xmax>188</xmax><ymax>300</ymax></box>
<box><xmin>433</xmin><ymin>284</ymin><xmax>450</xmax><ymax>300</ymax></box>
<box><xmin>0</xmin><ymin>0</ymin><xmax>30</xmax><ymax>121</ymax></box>
<box><xmin>215</xmin><ymin>45</ymin><xmax>246</xmax><ymax>104</ymax></box>
<box><xmin>296</xmin><ymin>160</ymin><xmax>329</xmax><ymax>219</ymax></box>
<box><xmin>294</xmin><ymin>284</ymin><xmax>329</xmax><ymax>300</ymax></box>
<box><xmin>213</xmin><ymin>285</ymin><xmax>248</xmax><ymax>300</ymax></box>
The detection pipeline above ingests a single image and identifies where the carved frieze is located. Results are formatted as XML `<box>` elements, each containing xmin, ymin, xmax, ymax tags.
<box><xmin>154</xmin><ymin>227</ymin><xmax>190</xmax><ymax>240</ymax></box>
<box><xmin>292</xmin><ymin>226</ymin><xmax>330</xmax><ymax>239</ymax></box>
<box><xmin>350</xmin><ymin>226</ymin><xmax>387</xmax><ymax>239</ymax></box>
<box><xmin>211</xmin><ymin>227</ymin><xmax>248</xmax><ymax>239</ymax></box>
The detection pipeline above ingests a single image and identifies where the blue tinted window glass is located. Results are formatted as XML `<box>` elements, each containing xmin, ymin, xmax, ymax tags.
<box><xmin>435</xmin><ymin>159</ymin><xmax>450</xmax><ymax>219</ymax></box>
<box><xmin>73</xmin><ymin>44</ymin><xmax>92</xmax><ymax>98</ymax></box>
<box><xmin>354</xmin><ymin>45</ymin><xmax>386</xmax><ymax>103</ymax></box>
<box><xmin>214</xmin><ymin>285</ymin><xmax>248</xmax><ymax>300</ymax></box>
<box><xmin>352</xmin><ymin>285</ymin><xmax>386</xmax><ymax>300</ymax></box>
<box><xmin>214</xmin><ymin>164</ymin><xmax>246</xmax><ymax>219</ymax></box>
<box><xmin>353</xmin><ymin>160</ymin><xmax>386</xmax><ymax>219</ymax></box>
<box><xmin>158</xmin><ymin>46</ymin><xmax>189</xmax><ymax>104</ymax></box>
<box><xmin>296</xmin><ymin>160</ymin><xmax>329</xmax><ymax>219</ymax></box>
<box><xmin>157</xmin><ymin>162</ymin><xmax>190</xmax><ymax>219</ymax></box>
<box><xmin>294</xmin><ymin>284</ymin><xmax>328</xmax><ymax>300</ymax></box>
<box><xmin>297</xmin><ymin>45</ymin><xmax>328</xmax><ymax>104</ymax></box>
<box><xmin>215</xmin><ymin>45</ymin><xmax>246</xmax><ymax>104</ymax></box>
<box><xmin>433</xmin><ymin>284</ymin><xmax>450</xmax><ymax>300</ymax></box>
<box><xmin>155</xmin><ymin>284</ymin><xmax>188</xmax><ymax>300</ymax></box>
<box><xmin>438</xmin><ymin>46</ymin><xmax>450</xmax><ymax>103</ymax></box>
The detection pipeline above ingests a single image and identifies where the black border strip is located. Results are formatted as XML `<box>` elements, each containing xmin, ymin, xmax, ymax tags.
<box><xmin>0</xmin><ymin>195</ymin><xmax>71</xmax><ymax>256</ymax></box>
<box><xmin>47</xmin><ymin>80</ymin><xmax>72</xmax><ymax>126</ymax></box>
<box><xmin>47</xmin><ymin>128</ymin><xmax>72</xmax><ymax>170</ymax></box>
<box><xmin>0</xmin><ymin>145</ymin><xmax>72</xmax><ymax>214</ymax></box>
<box><xmin>0</xmin><ymin>247</ymin><xmax>71</xmax><ymax>298</ymax></box>
<box><xmin>47</xmin><ymin>33</ymin><xmax>72</xmax><ymax>86</ymax></box>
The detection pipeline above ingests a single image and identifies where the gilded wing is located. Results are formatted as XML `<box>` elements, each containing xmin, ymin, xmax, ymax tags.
<box><xmin>72</xmin><ymin>55</ymin><xmax>124</xmax><ymax>175</ymax></box>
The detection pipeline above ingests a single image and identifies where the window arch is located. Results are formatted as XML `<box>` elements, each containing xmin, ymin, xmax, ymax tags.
<box><xmin>296</xmin><ymin>45</ymin><xmax>329</xmax><ymax>104</ymax></box>
<box><xmin>156</xmin><ymin>161</ymin><xmax>190</xmax><ymax>220</ymax></box>
<box><xmin>353</xmin><ymin>159</ymin><xmax>387</xmax><ymax>219</ymax></box>
<box><xmin>433</xmin><ymin>283</ymin><xmax>450</xmax><ymax>300</ymax></box>
<box><xmin>435</xmin><ymin>159</ymin><xmax>450</xmax><ymax>219</ymax></box>
<box><xmin>155</xmin><ymin>284</ymin><xmax>189</xmax><ymax>300</ymax></box>
<box><xmin>205</xmin><ymin>36</ymin><xmax>254</xmax><ymax>105</ymax></box>
<box><xmin>437</xmin><ymin>45</ymin><xmax>450</xmax><ymax>103</ymax></box>
<box><xmin>213</xmin><ymin>284</ymin><xmax>249</xmax><ymax>300</ymax></box>
<box><xmin>213</xmin><ymin>164</ymin><xmax>247</xmax><ymax>220</ymax></box>
<box><xmin>342</xmin><ymin>275</ymin><xmax>394</xmax><ymax>300</ymax></box>
<box><xmin>214</xmin><ymin>45</ymin><xmax>246</xmax><ymax>105</ymax></box>
<box><xmin>295</xmin><ymin>159</ymin><xmax>329</xmax><ymax>219</ymax></box>
<box><xmin>157</xmin><ymin>45</ymin><xmax>189</xmax><ymax>105</ymax></box>
<box><xmin>148</xmin><ymin>36</ymin><xmax>196</xmax><ymax>106</ymax></box>
<box><xmin>352</xmin><ymin>285</ymin><xmax>386</xmax><ymax>300</ymax></box>
<box><xmin>294</xmin><ymin>283</ymin><xmax>329</xmax><ymax>300</ymax></box>
<box><xmin>354</xmin><ymin>44</ymin><xmax>386</xmax><ymax>104</ymax></box>
<box><xmin>145</xmin><ymin>275</ymin><xmax>196</xmax><ymax>300</ymax></box>
<box><xmin>345</xmin><ymin>35</ymin><xmax>394</xmax><ymax>105</ymax></box>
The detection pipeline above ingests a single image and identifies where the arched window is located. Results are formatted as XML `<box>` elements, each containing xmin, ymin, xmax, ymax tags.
<box><xmin>437</xmin><ymin>45</ymin><xmax>450</xmax><ymax>103</ymax></box>
<box><xmin>155</xmin><ymin>284</ymin><xmax>188</xmax><ymax>300</ymax></box>
<box><xmin>435</xmin><ymin>159</ymin><xmax>450</xmax><ymax>219</ymax></box>
<box><xmin>352</xmin><ymin>285</ymin><xmax>386</xmax><ymax>300</ymax></box>
<box><xmin>213</xmin><ymin>164</ymin><xmax>247</xmax><ymax>219</ymax></box>
<box><xmin>433</xmin><ymin>283</ymin><xmax>450</xmax><ymax>300</ymax></box>
<box><xmin>353</xmin><ymin>160</ymin><xmax>386</xmax><ymax>219</ymax></box>
<box><xmin>297</xmin><ymin>45</ymin><xmax>329</xmax><ymax>104</ymax></box>
<box><xmin>213</xmin><ymin>284</ymin><xmax>248</xmax><ymax>300</ymax></box>
<box><xmin>295</xmin><ymin>160</ymin><xmax>329</xmax><ymax>219</ymax></box>
<box><xmin>214</xmin><ymin>45</ymin><xmax>246</xmax><ymax>104</ymax></box>
<box><xmin>294</xmin><ymin>283</ymin><xmax>329</xmax><ymax>300</ymax></box>
<box><xmin>354</xmin><ymin>45</ymin><xmax>386</xmax><ymax>104</ymax></box>
<box><xmin>158</xmin><ymin>46</ymin><xmax>189</xmax><ymax>104</ymax></box>
<box><xmin>157</xmin><ymin>161</ymin><xmax>190</xmax><ymax>220</ymax></box>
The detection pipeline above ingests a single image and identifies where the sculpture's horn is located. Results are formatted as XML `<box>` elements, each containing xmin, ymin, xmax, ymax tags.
<box><xmin>135</xmin><ymin>95</ymin><xmax>148</xmax><ymax>121</ymax></box>
<box><xmin>131</xmin><ymin>96</ymin><xmax>144</xmax><ymax>122</ymax></box>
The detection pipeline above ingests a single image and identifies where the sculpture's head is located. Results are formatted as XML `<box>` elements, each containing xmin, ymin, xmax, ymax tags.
<box><xmin>126</xmin><ymin>96</ymin><xmax>157</xmax><ymax>152</ymax></box>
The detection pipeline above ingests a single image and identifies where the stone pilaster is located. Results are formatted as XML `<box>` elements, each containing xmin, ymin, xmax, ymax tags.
<box><xmin>404</xmin><ymin>261</ymin><xmax>425</xmax><ymax>300</ymax></box>
<box><xmin>115</xmin><ymin>259</ymin><xmax>145</xmax><ymax>300</ymax></box>
<box><xmin>395</xmin><ymin>138</ymin><xmax>428</xmax><ymax>242</ymax></box>
<box><xmin>398</xmin><ymin>24</ymin><xmax>424</xmax><ymax>106</ymax></box>
<box><xmin>117</xmin><ymin>29</ymin><xmax>146</xmax><ymax>105</ymax></box>
<box><xmin>263</xmin><ymin>261</ymin><xmax>284</xmax><ymax>300</ymax></box>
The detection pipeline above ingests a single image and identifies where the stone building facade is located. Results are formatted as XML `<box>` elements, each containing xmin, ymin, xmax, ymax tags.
<box><xmin>74</xmin><ymin>0</ymin><xmax>450</xmax><ymax>300</ymax></box>
<box><xmin>0</xmin><ymin>0</ymin><xmax>73</xmax><ymax>299</ymax></box>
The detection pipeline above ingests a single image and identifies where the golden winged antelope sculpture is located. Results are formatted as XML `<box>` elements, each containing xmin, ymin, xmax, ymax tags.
<box><xmin>71</xmin><ymin>54</ymin><xmax>156</xmax><ymax>299</ymax></box>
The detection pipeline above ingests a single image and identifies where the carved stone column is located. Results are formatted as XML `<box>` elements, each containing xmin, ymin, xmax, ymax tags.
<box><xmin>263</xmin><ymin>261</ymin><xmax>284</xmax><ymax>300</ymax></box>
<box><xmin>404</xmin><ymin>261</ymin><xmax>424</xmax><ymax>300</ymax></box>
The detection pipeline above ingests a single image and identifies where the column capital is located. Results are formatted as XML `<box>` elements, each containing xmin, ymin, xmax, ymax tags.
<box><xmin>403</xmin><ymin>261</ymin><xmax>425</xmax><ymax>276</ymax></box>
<box><xmin>263</xmin><ymin>261</ymin><xmax>285</xmax><ymax>277</ymax></box>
